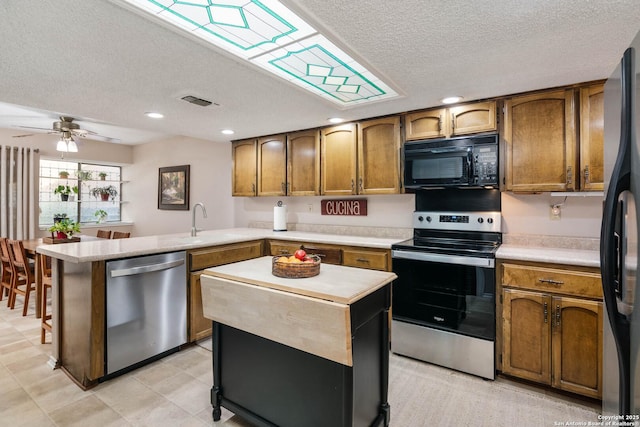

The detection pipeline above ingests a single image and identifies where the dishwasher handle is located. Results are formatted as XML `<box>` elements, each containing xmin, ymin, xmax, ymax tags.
<box><xmin>110</xmin><ymin>259</ymin><xmax>185</xmax><ymax>278</ymax></box>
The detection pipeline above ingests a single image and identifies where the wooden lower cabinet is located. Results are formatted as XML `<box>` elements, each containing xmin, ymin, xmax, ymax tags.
<box><xmin>187</xmin><ymin>240</ymin><xmax>264</xmax><ymax>342</ymax></box>
<box><xmin>500</xmin><ymin>261</ymin><xmax>603</xmax><ymax>399</ymax></box>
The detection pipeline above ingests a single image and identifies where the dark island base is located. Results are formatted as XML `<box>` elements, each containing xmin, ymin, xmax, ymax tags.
<box><xmin>210</xmin><ymin>286</ymin><xmax>391</xmax><ymax>427</ymax></box>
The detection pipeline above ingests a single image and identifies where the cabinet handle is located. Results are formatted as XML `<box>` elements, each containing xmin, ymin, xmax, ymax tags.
<box><xmin>555</xmin><ymin>304</ymin><xmax>561</xmax><ymax>327</ymax></box>
<box><xmin>438</xmin><ymin>114</ymin><xmax>442</xmax><ymax>132</ymax></box>
<box><xmin>566</xmin><ymin>166</ymin><xmax>573</xmax><ymax>185</ymax></box>
<box><xmin>355</xmin><ymin>258</ymin><xmax>370</xmax><ymax>263</ymax></box>
<box><xmin>251</xmin><ymin>183</ymin><xmax>256</xmax><ymax>194</ymax></box>
<box><xmin>451</xmin><ymin>112</ymin><xmax>455</xmax><ymax>131</ymax></box>
<box><xmin>281</xmin><ymin>182</ymin><xmax>286</xmax><ymax>194</ymax></box>
<box><xmin>584</xmin><ymin>165</ymin><xmax>590</xmax><ymax>185</ymax></box>
<box><xmin>351</xmin><ymin>179</ymin><xmax>355</xmax><ymax>194</ymax></box>
<box><xmin>538</xmin><ymin>278</ymin><xmax>564</xmax><ymax>286</ymax></box>
<box><xmin>544</xmin><ymin>301</ymin><xmax>548</xmax><ymax>323</ymax></box>
<box><xmin>359</xmin><ymin>177</ymin><xmax>363</xmax><ymax>192</ymax></box>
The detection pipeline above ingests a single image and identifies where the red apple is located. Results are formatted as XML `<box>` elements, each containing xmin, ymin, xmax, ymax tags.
<box><xmin>294</xmin><ymin>248</ymin><xmax>306</xmax><ymax>260</ymax></box>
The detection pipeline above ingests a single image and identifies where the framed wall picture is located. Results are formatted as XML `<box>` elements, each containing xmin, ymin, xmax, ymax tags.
<box><xmin>158</xmin><ymin>165</ymin><xmax>190</xmax><ymax>210</ymax></box>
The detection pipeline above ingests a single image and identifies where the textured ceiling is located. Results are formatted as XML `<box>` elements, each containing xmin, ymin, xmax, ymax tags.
<box><xmin>0</xmin><ymin>0</ymin><xmax>639</xmax><ymax>145</ymax></box>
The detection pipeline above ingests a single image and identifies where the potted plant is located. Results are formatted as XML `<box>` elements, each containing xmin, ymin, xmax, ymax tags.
<box><xmin>54</xmin><ymin>185</ymin><xmax>73</xmax><ymax>201</ymax></box>
<box><xmin>98</xmin><ymin>172</ymin><xmax>108</xmax><ymax>180</ymax></box>
<box><xmin>77</xmin><ymin>170</ymin><xmax>92</xmax><ymax>180</ymax></box>
<box><xmin>94</xmin><ymin>209</ymin><xmax>108</xmax><ymax>223</ymax></box>
<box><xmin>58</xmin><ymin>170</ymin><xmax>69</xmax><ymax>179</ymax></box>
<box><xmin>53</xmin><ymin>213</ymin><xmax>68</xmax><ymax>223</ymax></box>
<box><xmin>48</xmin><ymin>218</ymin><xmax>80</xmax><ymax>239</ymax></box>
<box><xmin>68</xmin><ymin>185</ymin><xmax>79</xmax><ymax>202</ymax></box>
<box><xmin>91</xmin><ymin>185</ymin><xmax>118</xmax><ymax>201</ymax></box>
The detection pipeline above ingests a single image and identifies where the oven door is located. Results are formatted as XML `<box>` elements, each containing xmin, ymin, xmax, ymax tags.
<box><xmin>404</xmin><ymin>146</ymin><xmax>473</xmax><ymax>188</ymax></box>
<box><xmin>391</xmin><ymin>250</ymin><xmax>495</xmax><ymax>340</ymax></box>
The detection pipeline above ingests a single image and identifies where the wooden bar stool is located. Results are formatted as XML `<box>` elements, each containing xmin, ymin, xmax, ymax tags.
<box><xmin>96</xmin><ymin>229</ymin><xmax>112</xmax><ymax>239</ymax></box>
<box><xmin>40</xmin><ymin>254</ymin><xmax>53</xmax><ymax>343</ymax></box>
<box><xmin>8</xmin><ymin>240</ymin><xmax>37</xmax><ymax>316</ymax></box>
<box><xmin>0</xmin><ymin>238</ymin><xmax>13</xmax><ymax>303</ymax></box>
<box><xmin>112</xmin><ymin>231</ymin><xmax>130</xmax><ymax>239</ymax></box>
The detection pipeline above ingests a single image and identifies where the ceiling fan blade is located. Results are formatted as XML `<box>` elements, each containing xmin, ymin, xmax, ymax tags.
<box><xmin>12</xmin><ymin>133</ymin><xmax>36</xmax><ymax>138</ymax></box>
<box><xmin>16</xmin><ymin>125</ymin><xmax>54</xmax><ymax>131</ymax></box>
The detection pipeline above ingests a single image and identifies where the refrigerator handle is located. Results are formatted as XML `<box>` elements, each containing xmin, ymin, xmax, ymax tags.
<box><xmin>600</xmin><ymin>46</ymin><xmax>635</xmax><ymax>416</ymax></box>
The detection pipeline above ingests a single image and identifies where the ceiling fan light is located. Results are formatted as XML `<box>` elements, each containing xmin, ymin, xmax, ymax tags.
<box><xmin>67</xmin><ymin>138</ymin><xmax>78</xmax><ymax>152</ymax></box>
<box><xmin>56</xmin><ymin>138</ymin><xmax>68</xmax><ymax>152</ymax></box>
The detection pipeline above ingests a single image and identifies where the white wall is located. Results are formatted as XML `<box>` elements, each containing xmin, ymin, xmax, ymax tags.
<box><xmin>126</xmin><ymin>136</ymin><xmax>234</xmax><ymax>236</ymax></box>
<box><xmin>501</xmin><ymin>192</ymin><xmax>603</xmax><ymax>238</ymax></box>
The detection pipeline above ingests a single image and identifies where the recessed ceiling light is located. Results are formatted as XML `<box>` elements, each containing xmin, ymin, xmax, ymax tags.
<box><xmin>328</xmin><ymin>118</ymin><xmax>344</xmax><ymax>124</ymax></box>
<box><xmin>145</xmin><ymin>112</ymin><xmax>164</xmax><ymax>119</ymax></box>
<box><xmin>221</xmin><ymin>129</ymin><xmax>235</xmax><ymax>135</ymax></box>
<box><xmin>441</xmin><ymin>96</ymin><xmax>463</xmax><ymax>104</ymax></box>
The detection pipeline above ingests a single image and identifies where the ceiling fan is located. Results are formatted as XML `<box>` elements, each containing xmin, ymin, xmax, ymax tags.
<box><xmin>12</xmin><ymin>116</ymin><xmax>118</xmax><ymax>148</ymax></box>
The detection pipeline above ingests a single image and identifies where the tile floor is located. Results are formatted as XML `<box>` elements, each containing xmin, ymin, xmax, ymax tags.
<box><xmin>0</xmin><ymin>294</ymin><xmax>601</xmax><ymax>426</ymax></box>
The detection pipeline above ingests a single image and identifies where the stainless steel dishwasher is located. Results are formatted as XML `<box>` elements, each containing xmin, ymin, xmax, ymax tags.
<box><xmin>105</xmin><ymin>251</ymin><xmax>187</xmax><ymax>375</ymax></box>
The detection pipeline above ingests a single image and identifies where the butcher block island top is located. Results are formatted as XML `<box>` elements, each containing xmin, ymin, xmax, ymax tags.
<box><xmin>200</xmin><ymin>256</ymin><xmax>395</xmax><ymax>426</ymax></box>
<box><xmin>203</xmin><ymin>256</ymin><xmax>396</xmax><ymax>305</ymax></box>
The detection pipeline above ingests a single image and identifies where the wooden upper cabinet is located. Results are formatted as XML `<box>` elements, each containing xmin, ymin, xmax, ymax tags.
<box><xmin>232</xmin><ymin>139</ymin><xmax>257</xmax><ymax>196</ymax></box>
<box><xmin>405</xmin><ymin>108</ymin><xmax>447</xmax><ymax>140</ymax></box>
<box><xmin>504</xmin><ymin>89</ymin><xmax>577</xmax><ymax>192</ymax></box>
<box><xmin>405</xmin><ymin>101</ymin><xmax>497</xmax><ymax>141</ymax></box>
<box><xmin>357</xmin><ymin>116</ymin><xmax>402</xmax><ymax>194</ymax></box>
<box><xmin>257</xmin><ymin>134</ymin><xmax>287</xmax><ymax>196</ymax></box>
<box><xmin>449</xmin><ymin>101</ymin><xmax>497</xmax><ymax>137</ymax></box>
<box><xmin>321</xmin><ymin>123</ymin><xmax>357</xmax><ymax>195</ymax></box>
<box><xmin>287</xmin><ymin>130</ymin><xmax>320</xmax><ymax>196</ymax></box>
<box><xmin>580</xmin><ymin>83</ymin><xmax>604</xmax><ymax>191</ymax></box>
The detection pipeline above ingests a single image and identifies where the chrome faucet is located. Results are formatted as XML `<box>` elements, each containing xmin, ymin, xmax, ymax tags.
<box><xmin>191</xmin><ymin>202</ymin><xmax>208</xmax><ymax>236</ymax></box>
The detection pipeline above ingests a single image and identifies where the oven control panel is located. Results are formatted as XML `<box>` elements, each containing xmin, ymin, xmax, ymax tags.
<box><xmin>413</xmin><ymin>211</ymin><xmax>501</xmax><ymax>232</ymax></box>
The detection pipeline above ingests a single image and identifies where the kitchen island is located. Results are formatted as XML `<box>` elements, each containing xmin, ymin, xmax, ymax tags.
<box><xmin>35</xmin><ymin>228</ymin><xmax>401</xmax><ymax>389</ymax></box>
<box><xmin>200</xmin><ymin>256</ymin><xmax>396</xmax><ymax>427</ymax></box>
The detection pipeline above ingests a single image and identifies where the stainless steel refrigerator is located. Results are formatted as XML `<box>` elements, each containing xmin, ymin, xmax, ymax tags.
<box><xmin>602</xmin><ymin>29</ymin><xmax>640</xmax><ymax>416</ymax></box>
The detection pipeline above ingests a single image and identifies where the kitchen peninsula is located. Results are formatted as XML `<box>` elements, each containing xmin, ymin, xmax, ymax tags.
<box><xmin>36</xmin><ymin>228</ymin><xmax>401</xmax><ymax>389</ymax></box>
<box><xmin>201</xmin><ymin>257</ymin><xmax>396</xmax><ymax>427</ymax></box>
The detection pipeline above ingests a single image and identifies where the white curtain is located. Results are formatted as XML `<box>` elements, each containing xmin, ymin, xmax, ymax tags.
<box><xmin>0</xmin><ymin>145</ymin><xmax>39</xmax><ymax>239</ymax></box>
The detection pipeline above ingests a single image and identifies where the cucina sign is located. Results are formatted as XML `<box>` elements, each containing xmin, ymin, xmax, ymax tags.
<box><xmin>321</xmin><ymin>199</ymin><xmax>367</xmax><ymax>216</ymax></box>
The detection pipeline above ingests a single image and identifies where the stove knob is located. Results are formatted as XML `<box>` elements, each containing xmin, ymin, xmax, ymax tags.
<box><xmin>487</xmin><ymin>218</ymin><xmax>494</xmax><ymax>224</ymax></box>
<box><xmin>426</xmin><ymin>216</ymin><xmax>432</xmax><ymax>222</ymax></box>
<box><xmin>477</xmin><ymin>218</ymin><xmax>484</xmax><ymax>224</ymax></box>
<box><xmin>418</xmin><ymin>216</ymin><xmax>424</xmax><ymax>222</ymax></box>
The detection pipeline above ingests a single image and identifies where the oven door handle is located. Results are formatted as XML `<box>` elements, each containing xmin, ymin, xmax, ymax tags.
<box><xmin>392</xmin><ymin>250</ymin><xmax>494</xmax><ymax>268</ymax></box>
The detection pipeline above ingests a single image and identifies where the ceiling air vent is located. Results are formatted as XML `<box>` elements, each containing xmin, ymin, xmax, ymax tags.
<box><xmin>181</xmin><ymin>95</ymin><xmax>213</xmax><ymax>107</ymax></box>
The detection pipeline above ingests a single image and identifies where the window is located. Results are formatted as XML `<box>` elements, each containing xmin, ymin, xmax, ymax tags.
<box><xmin>39</xmin><ymin>159</ymin><xmax>122</xmax><ymax>226</ymax></box>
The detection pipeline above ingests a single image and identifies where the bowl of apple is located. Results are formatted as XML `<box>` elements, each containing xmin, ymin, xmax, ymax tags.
<box><xmin>272</xmin><ymin>247</ymin><xmax>321</xmax><ymax>278</ymax></box>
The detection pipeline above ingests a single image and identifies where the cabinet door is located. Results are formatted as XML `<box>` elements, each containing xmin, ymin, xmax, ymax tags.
<box><xmin>404</xmin><ymin>108</ymin><xmax>447</xmax><ymax>140</ymax></box>
<box><xmin>580</xmin><ymin>84</ymin><xmax>604</xmax><ymax>191</ymax></box>
<box><xmin>189</xmin><ymin>272</ymin><xmax>212</xmax><ymax>341</ymax></box>
<box><xmin>502</xmin><ymin>289</ymin><xmax>551</xmax><ymax>384</ymax></box>
<box><xmin>232</xmin><ymin>139</ymin><xmax>257</xmax><ymax>196</ymax></box>
<box><xmin>257</xmin><ymin>134</ymin><xmax>287</xmax><ymax>196</ymax></box>
<box><xmin>321</xmin><ymin>123</ymin><xmax>357</xmax><ymax>195</ymax></box>
<box><xmin>551</xmin><ymin>296</ymin><xmax>603</xmax><ymax>398</ymax></box>
<box><xmin>287</xmin><ymin>130</ymin><xmax>320</xmax><ymax>196</ymax></box>
<box><xmin>504</xmin><ymin>90</ymin><xmax>577</xmax><ymax>192</ymax></box>
<box><xmin>357</xmin><ymin>117</ymin><xmax>401</xmax><ymax>194</ymax></box>
<box><xmin>449</xmin><ymin>101</ymin><xmax>497</xmax><ymax>137</ymax></box>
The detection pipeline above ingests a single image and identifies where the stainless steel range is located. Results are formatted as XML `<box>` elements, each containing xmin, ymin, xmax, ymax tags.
<box><xmin>391</xmin><ymin>189</ymin><xmax>501</xmax><ymax>380</ymax></box>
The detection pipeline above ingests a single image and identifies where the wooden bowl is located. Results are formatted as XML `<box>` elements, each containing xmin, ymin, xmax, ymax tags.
<box><xmin>272</xmin><ymin>254</ymin><xmax>321</xmax><ymax>278</ymax></box>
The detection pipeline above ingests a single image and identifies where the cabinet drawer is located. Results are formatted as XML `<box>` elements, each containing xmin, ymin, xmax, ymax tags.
<box><xmin>502</xmin><ymin>263</ymin><xmax>602</xmax><ymax>299</ymax></box>
<box><xmin>342</xmin><ymin>248</ymin><xmax>389</xmax><ymax>271</ymax></box>
<box><xmin>189</xmin><ymin>240</ymin><xmax>263</xmax><ymax>271</ymax></box>
<box><xmin>268</xmin><ymin>241</ymin><xmax>343</xmax><ymax>265</ymax></box>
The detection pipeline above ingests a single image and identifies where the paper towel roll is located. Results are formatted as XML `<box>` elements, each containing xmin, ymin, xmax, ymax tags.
<box><xmin>273</xmin><ymin>205</ymin><xmax>287</xmax><ymax>231</ymax></box>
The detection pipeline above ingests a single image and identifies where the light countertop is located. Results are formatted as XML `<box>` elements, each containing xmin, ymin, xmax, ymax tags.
<box><xmin>36</xmin><ymin>228</ymin><xmax>404</xmax><ymax>263</ymax></box>
<box><xmin>496</xmin><ymin>244</ymin><xmax>600</xmax><ymax>268</ymax></box>
<box><xmin>203</xmin><ymin>256</ymin><xmax>396</xmax><ymax>305</ymax></box>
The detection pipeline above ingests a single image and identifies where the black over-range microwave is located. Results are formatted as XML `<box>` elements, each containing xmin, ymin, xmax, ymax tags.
<box><xmin>403</xmin><ymin>134</ymin><xmax>499</xmax><ymax>189</ymax></box>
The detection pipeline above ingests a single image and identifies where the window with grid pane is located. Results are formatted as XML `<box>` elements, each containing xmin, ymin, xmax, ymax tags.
<box><xmin>39</xmin><ymin>159</ymin><xmax>122</xmax><ymax>226</ymax></box>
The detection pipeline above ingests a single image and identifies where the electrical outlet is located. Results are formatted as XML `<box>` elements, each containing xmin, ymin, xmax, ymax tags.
<box><xmin>550</xmin><ymin>205</ymin><xmax>561</xmax><ymax>220</ymax></box>
<box><xmin>307</xmin><ymin>204</ymin><xmax>313</xmax><ymax>212</ymax></box>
